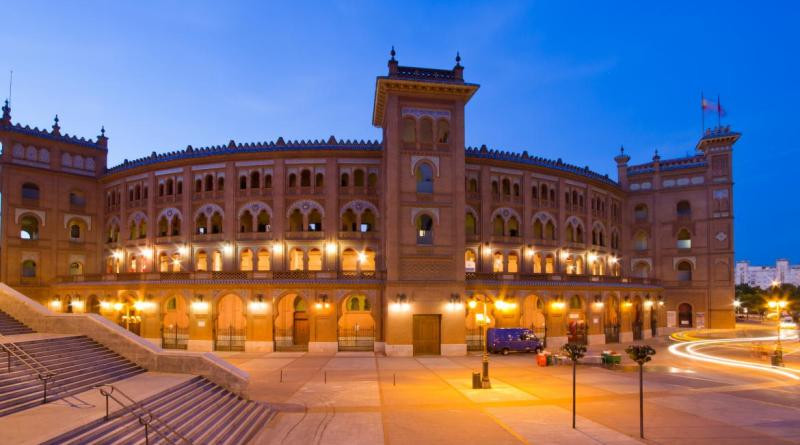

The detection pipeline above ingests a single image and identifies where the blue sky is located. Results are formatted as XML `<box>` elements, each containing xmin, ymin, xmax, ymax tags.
<box><xmin>2</xmin><ymin>1</ymin><xmax>798</xmax><ymax>264</ymax></box>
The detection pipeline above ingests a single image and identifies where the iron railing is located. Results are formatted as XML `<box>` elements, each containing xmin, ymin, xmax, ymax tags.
<box><xmin>161</xmin><ymin>326</ymin><xmax>188</xmax><ymax>350</ymax></box>
<box><xmin>214</xmin><ymin>326</ymin><xmax>245</xmax><ymax>352</ymax></box>
<box><xmin>337</xmin><ymin>328</ymin><xmax>375</xmax><ymax>351</ymax></box>
<box><xmin>97</xmin><ymin>383</ymin><xmax>192</xmax><ymax>445</ymax></box>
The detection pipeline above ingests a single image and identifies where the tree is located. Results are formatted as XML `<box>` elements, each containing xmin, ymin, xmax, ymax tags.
<box><xmin>562</xmin><ymin>342</ymin><xmax>587</xmax><ymax>429</ymax></box>
<box><xmin>625</xmin><ymin>344</ymin><xmax>656</xmax><ymax>438</ymax></box>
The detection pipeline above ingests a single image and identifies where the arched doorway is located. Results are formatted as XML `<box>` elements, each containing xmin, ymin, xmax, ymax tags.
<box><xmin>338</xmin><ymin>294</ymin><xmax>375</xmax><ymax>351</ymax></box>
<box><xmin>215</xmin><ymin>294</ymin><xmax>246</xmax><ymax>351</ymax></box>
<box><xmin>118</xmin><ymin>295</ymin><xmax>141</xmax><ymax>336</ymax></box>
<box><xmin>162</xmin><ymin>295</ymin><xmax>189</xmax><ymax>350</ymax></box>
<box><xmin>632</xmin><ymin>296</ymin><xmax>644</xmax><ymax>340</ymax></box>
<box><xmin>87</xmin><ymin>295</ymin><xmax>101</xmax><ymax>314</ymax></box>
<box><xmin>678</xmin><ymin>303</ymin><xmax>693</xmax><ymax>327</ymax></box>
<box><xmin>605</xmin><ymin>295</ymin><xmax>620</xmax><ymax>343</ymax></box>
<box><xmin>566</xmin><ymin>295</ymin><xmax>587</xmax><ymax>345</ymax></box>
<box><xmin>521</xmin><ymin>295</ymin><xmax>547</xmax><ymax>343</ymax></box>
<box><xmin>274</xmin><ymin>293</ymin><xmax>310</xmax><ymax>351</ymax></box>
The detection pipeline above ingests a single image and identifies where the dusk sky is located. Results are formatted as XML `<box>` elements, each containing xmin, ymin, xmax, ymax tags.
<box><xmin>2</xmin><ymin>1</ymin><xmax>798</xmax><ymax>264</ymax></box>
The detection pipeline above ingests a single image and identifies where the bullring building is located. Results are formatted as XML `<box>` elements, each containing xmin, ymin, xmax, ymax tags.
<box><xmin>0</xmin><ymin>54</ymin><xmax>737</xmax><ymax>355</ymax></box>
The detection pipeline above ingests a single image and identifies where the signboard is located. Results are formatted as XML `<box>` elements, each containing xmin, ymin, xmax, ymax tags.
<box><xmin>568</xmin><ymin>313</ymin><xmax>580</xmax><ymax>319</ymax></box>
<box><xmin>696</xmin><ymin>312</ymin><xmax>705</xmax><ymax>329</ymax></box>
<box><xmin>667</xmin><ymin>311</ymin><xmax>676</xmax><ymax>328</ymax></box>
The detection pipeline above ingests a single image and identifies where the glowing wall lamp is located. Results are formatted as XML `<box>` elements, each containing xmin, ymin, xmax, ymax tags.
<box><xmin>314</xmin><ymin>294</ymin><xmax>330</xmax><ymax>310</ymax></box>
<box><xmin>551</xmin><ymin>297</ymin><xmax>565</xmax><ymax>311</ymax></box>
<box><xmin>191</xmin><ymin>295</ymin><xmax>209</xmax><ymax>314</ymax></box>
<box><xmin>593</xmin><ymin>295</ymin><xmax>604</xmax><ymax>308</ymax></box>
<box><xmin>50</xmin><ymin>297</ymin><xmax>62</xmax><ymax>311</ymax></box>
<box><xmin>447</xmin><ymin>293</ymin><xmax>463</xmax><ymax>311</ymax></box>
<box><xmin>325</xmin><ymin>242</ymin><xmax>337</xmax><ymax>254</ymax></box>
<box><xmin>391</xmin><ymin>293</ymin><xmax>409</xmax><ymax>312</ymax></box>
<box><xmin>249</xmin><ymin>294</ymin><xmax>269</xmax><ymax>314</ymax></box>
<box><xmin>622</xmin><ymin>296</ymin><xmax>633</xmax><ymax>309</ymax></box>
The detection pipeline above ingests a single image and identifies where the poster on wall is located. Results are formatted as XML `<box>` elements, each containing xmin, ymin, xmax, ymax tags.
<box><xmin>667</xmin><ymin>311</ymin><xmax>676</xmax><ymax>328</ymax></box>
<box><xmin>696</xmin><ymin>312</ymin><xmax>706</xmax><ymax>329</ymax></box>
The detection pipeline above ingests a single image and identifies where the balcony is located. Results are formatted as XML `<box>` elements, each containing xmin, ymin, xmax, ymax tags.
<box><xmin>155</xmin><ymin>195</ymin><xmax>181</xmax><ymax>205</ymax></box>
<box><xmin>285</xmin><ymin>231</ymin><xmax>325</xmax><ymax>240</ymax></box>
<box><xmin>192</xmin><ymin>191</ymin><xmax>224</xmax><ymax>201</ymax></box>
<box><xmin>236</xmin><ymin>231</ymin><xmax>274</xmax><ymax>241</ymax></box>
<box><xmin>193</xmin><ymin>233</ymin><xmax>226</xmax><ymax>242</ymax></box>
<box><xmin>465</xmin><ymin>272</ymin><xmax>661</xmax><ymax>287</ymax></box>
<box><xmin>337</xmin><ymin>231</ymin><xmax>379</xmax><ymax>240</ymax></box>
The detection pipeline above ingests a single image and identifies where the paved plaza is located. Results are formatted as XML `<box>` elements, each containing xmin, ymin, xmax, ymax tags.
<box><xmin>221</xmin><ymin>336</ymin><xmax>800</xmax><ymax>445</ymax></box>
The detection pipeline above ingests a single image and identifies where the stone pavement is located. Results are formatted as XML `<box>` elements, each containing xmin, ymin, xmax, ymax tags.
<box><xmin>219</xmin><ymin>347</ymin><xmax>800</xmax><ymax>445</ymax></box>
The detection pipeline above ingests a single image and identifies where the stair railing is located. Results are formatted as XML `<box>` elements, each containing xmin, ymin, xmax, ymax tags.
<box><xmin>96</xmin><ymin>383</ymin><xmax>193</xmax><ymax>445</ymax></box>
<box><xmin>1</xmin><ymin>335</ymin><xmax>57</xmax><ymax>403</ymax></box>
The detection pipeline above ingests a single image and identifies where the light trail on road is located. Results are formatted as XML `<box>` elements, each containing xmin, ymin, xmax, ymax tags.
<box><xmin>668</xmin><ymin>332</ymin><xmax>800</xmax><ymax>380</ymax></box>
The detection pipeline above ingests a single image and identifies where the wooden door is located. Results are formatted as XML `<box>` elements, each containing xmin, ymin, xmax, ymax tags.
<box><xmin>413</xmin><ymin>315</ymin><xmax>441</xmax><ymax>356</ymax></box>
<box><xmin>293</xmin><ymin>312</ymin><xmax>309</xmax><ymax>345</ymax></box>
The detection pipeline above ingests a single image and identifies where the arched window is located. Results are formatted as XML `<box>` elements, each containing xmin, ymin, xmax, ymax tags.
<box><xmin>20</xmin><ymin>215</ymin><xmax>39</xmax><ymax>240</ymax></box>
<box><xmin>288</xmin><ymin>173</ymin><xmax>297</xmax><ymax>188</ymax></box>
<box><xmin>264</xmin><ymin>174</ymin><xmax>272</xmax><ymax>188</ymax></box>
<box><xmin>70</xmin><ymin>190</ymin><xmax>86</xmax><ymax>208</ymax></box>
<box><xmin>196</xmin><ymin>214</ymin><xmax>208</xmax><ymax>234</ymax></box>
<box><xmin>171</xmin><ymin>216</ymin><xmax>181</xmax><ymax>236</ymax></box>
<box><xmin>289</xmin><ymin>248</ymin><xmax>304</xmax><ymax>271</ymax></box>
<box><xmin>288</xmin><ymin>209</ymin><xmax>303</xmax><ymax>232</ymax></box>
<box><xmin>346</xmin><ymin>294</ymin><xmax>371</xmax><ymax>312</ymax></box>
<box><xmin>250</xmin><ymin>171</ymin><xmax>260</xmax><ymax>188</ymax></box>
<box><xmin>566</xmin><ymin>224</ymin><xmax>575</xmax><ymax>243</ymax></box>
<box><xmin>402</xmin><ymin>117</ymin><xmax>416</xmax><ymax>143</ymax></box>
<box><xmin>569</xmin><ymin>295</ymin><xmax>583</xmax><ymax>310</ymax></box>
<box><xmin>176</xmin><ymin>181</ymin><xmax>182</xmax><ymax>195</ymax></box>
<box><xmin>315</xmin><ymin>173</ymin><xmax>324</xmax><ymax>188</ymax></box>
<box><xmin>493</xmin><ymin>252</ymin><xmax>504</xmax><ymax>272</ymax></box>
<box><xmin>677</xmin><ymin>201</ymin><xmax>691</xmax><ymax>217</ymax></box>
<box><xmin>502</xmin><ymin>179</ymin><xmax>511</xmax><ymax>196</ymax></box>
<box><xmin>159</xmin><ymin>252</ymin><xmax>169</xmax><ymax>272</ymax></box>
<box><xmin>513</xmin><ymin>183</ymin><xmax>520</xmax><ymax>197</ymax></box>
<box><xmin>21</xmin><ymin>260</ymin><xmax>37</xmax><ymax>278</ymax></box>
<box><xmin>166</xmin><ymin>179</ymin><xmax>174</xmax><ymax>195</ymax></box>
<box><xmin>22</xmin><ymin>182</ymin><xmax>40</xmax><ymax>201</ymax></box>
<box><xmin>420</xmin><ymin>117</ymin><xmax>433</xmax><ymax>143</ymax></box>
<box><xmin>340</xmin><ymin>173</ymin><xmax>350</xmax><ymax>187</ymax></box>
<box><xmin>415</xmin><ymin>163</ymin><xmax>433</xmax><ymax>193</ymax></box>
<box><xmin>361</xmin><ymin>209</ymin><xmax>376</xmax><ymax>232</ymax></box>
<box><xmin>212</xmin><ymin>250</ymin><xmax>223</xmax><ymax>271</ymax></box>
<box><xmin>508</xmin><ymin>217</ymin><xmax>519</xmax><ymax>237</ymax></box>
<box><xmin>465</xmin><ymin>213</ymin><xmax>477</xmax><ymax>235</ymax></box>
<box><xmin>492</xmin><ymin>181</ymin><xmax>499</xmax><ymax>195</ymax></box>
<box><xmin>351</xmin><ymin>169</ymin><xmax>364</xmax><ymax>187</ymax></box>
<box><xmin>533</xmin><ymin>253</ymin><xmax>543</xmax><ymax>273</ymax></box>
<box><xmin>633</xmin><ymin>262</ymin><xmax>651</xmax><ymax>278</ymax></box>
<box><xmin>507</xmin><ymin>252</ymin><xmax>519</xmax><ymax>273</ymax></box>
<box><xmin>342</xmin><ymin>248</ymin><xmax>358</xmax><ymax>271</ymax></box>
<box><xmin>195</xmin><ymin>179</ymin><xmax>203</xmax><ymax>193</ymax></box>
<box><xmin>239</xmin><ymin>176</ymin><xmax>248</xmax><ymax>190</ymax></box>
<box><xmin>158</xmin><ymin>184</ymin><xmax>165</xmax><ymax>196</ymax></box>
<box><xmin>240</xmin><ymin>248</ymin><xmax>254</xmax><ymax>271</ymax></box>
<box><xmin>634</xmin><ymin>231</ymin><xmax>648</xmax><ymax>251</ymax></box>
<box><xmin>545</xmin><ymin>254</ymin><xmax>555</xmax><ymax>274</ymax></box>
<box><xmin>308</xmin><ymin>210</ymin><xmax>322</xmax><ymax>232</ymax></box>
<box><xmin>196</xmin><ymin>251</ymin><xmax>208</xmax><ymax>271</ymax></box>
<box><xmin>436</xmin><ymin>119</ymin><xmax>450</xmax><ymax>143</ymax></box>
<box><xmin>210</xmin><ymin>212</ymin><xmax>223</xmax><ymax>234</ymax></box>
<box><xmin>341</xmin><ymin>209</ymin><xmax>357</xmax><ymax>231</ymax></box>
<box><xmin>545</xmin><ymin>221</ymin><xmax>556</xmax><ymax>240</ymax></box>
<box><xmin>300</xmin><ymin>170</ymin><xmax>311</xmax><ymax>187</ymax></box>
<box><xmin>468</xmin><ymin>178</ymin><xmax>478</xmax><ymax>193</ymax></box>
<box><xmin>204</xmin><ymin>175</ymin><xmax>214</xmax><ymax>191</ymax></box>
<box><xmin>576</xmin><ymin>225</ymin><xmax>584</xmax><ymax>243</ymax></box>
<box><xmin>677</xmin><ymin>229</ymin><xmax>692</xmax><ymax>249</ymax></box>
<box><xmin>158</xmin><ymin>216</ymin><xmax>169</xmax><ymax>237</ymax></box>
<box><xmin>138</xmin><ymin>220</ymin><xmax>147</xmax><ymax>239</ymax></box>
<box><xmin>677</xmin><ymin>261</ymin><xmax>693</xmax><ymax>281</ymax></box>
<box><xmin>492</xmin><ymin>216</ymin><xmax>505</xmax><ymax>236</ymax></box>
<box><xmin>416</xmin><ymin>214</ymin><xmax>433</xmax><ymax>245</ymax></box>
<box><xmin>533</xmin><ymin>220</ymin><xmax>543</xmax><ymax>239</ymax></box>
<box><xmin>68</xmin><ymin>220</ymin><xmax>82</xmax><ymax>240</ymax></box>
<box><xmin>465</xmin><ymin>250</ymin><xmax>476</xmax><ymax>272</ymax></box>
<box><xmin>256</xmin><ymin>211</ymin><xmax>270</xmax><ymax>232</ymax></box>
<box><xmin>634</xmin><ymin>204</ymin><xmax>648</xmax><ymax>222</ymax></box>
<box><xmin>240</xmin><ymin>211</ymin><xmax>254</xmax><ymax>233</ymax></box>
<box><xmin>257</xmin><ymin>248</ymin><xmax>270</xmax><ymax>271</ymax></box>
<box><xmin>170</xmin><ymin>253</ymin><xmax>181</xmax><ymax>272</ymax></box>
<box><xmin>217</xmin><ymin>176</ymin><xmax>224</xmax><ymax>191</ymax></box>
<box><xmin>367</xmin><ymin>173</ymin><xmax>378</xmax><ymax>188</ymax></box>
<box><xmin>362</xmin><ymin>248</ymin><xmax>377</xmax><ymax>272</ymax></box>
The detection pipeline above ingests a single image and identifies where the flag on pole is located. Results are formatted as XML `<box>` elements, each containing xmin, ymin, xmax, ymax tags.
<box><xmin>701</xmin><ymin>97</ymin><xmax>716</xmax><ymax>112</ymax></box>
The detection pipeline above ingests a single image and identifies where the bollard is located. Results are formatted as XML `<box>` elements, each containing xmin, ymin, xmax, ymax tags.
<box><xmin>393</xmin><ymin>373</ymin><xmax>396</xmax><ymax>386</ymax></box>
<box><xmin>280</xmin><ymin>368</ymin><xmax>283</xmax><ymax>383</ymax></box>
<box><xmin>324</xmin><ymin>370</ymin><xmax>327</xmax><ymax>384</ymax></box>
<box><xmin>472</xmin><ymin>371</ymin><xmax>481</xmax><ymax>389</ymax></box>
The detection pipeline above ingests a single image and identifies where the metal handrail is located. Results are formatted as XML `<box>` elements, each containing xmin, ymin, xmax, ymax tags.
<box><xmin>0</xmin><ymin>334</ymin><xmax>57</xmax><ymax>403</ymax></box>
<box><xmin>97</xmin><ymin>383</ymin><xmax>193</xmax><ymax>445</ymax></box>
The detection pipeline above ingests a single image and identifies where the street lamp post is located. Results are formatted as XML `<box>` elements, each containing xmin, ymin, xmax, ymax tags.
<box><xmin>768</xmin><ymin>299</ymin><xmax>787</xmax><ymax>366</ymax></box>
<box><xmin>480</xmin><ymin>298</ymin><xmax>491</xmax><ymax>389</ymax></box>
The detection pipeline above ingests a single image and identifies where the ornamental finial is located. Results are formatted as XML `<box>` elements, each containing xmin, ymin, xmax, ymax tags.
<box><xmin>390</xmin><ymin>46</ymin><xmax>396</xmax><ymax>61</ymax></box>
<box><xmin>455</xmin><ymin>51</ymin><xmax>461</xmax><ymax>66</ymax></box>
<box><xmin>52</xmin><ymin>114</ymin><xmax>61</xmax><ymax>134</ymax></box>
<box><xmin>101</xmin><ymin>125</ymin><xmax>105</xmax><ymax>136</ymax></box>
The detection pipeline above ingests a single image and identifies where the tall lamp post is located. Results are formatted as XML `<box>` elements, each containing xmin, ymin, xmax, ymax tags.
<box><xmin>470</xmin><ymin>296</ymin><xmax>492</xmax><ymax>389</ymax></box>
<box><xmin>768</xmin><ymin>299</ymin><xmax>787</xmax><ymax>366</ymax></box>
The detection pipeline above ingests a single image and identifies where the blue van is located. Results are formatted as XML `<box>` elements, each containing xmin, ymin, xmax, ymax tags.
<box><xmin>486</xmin><ymin>328</ymin><xmax>543</xmax><ymax>355</ymax></box>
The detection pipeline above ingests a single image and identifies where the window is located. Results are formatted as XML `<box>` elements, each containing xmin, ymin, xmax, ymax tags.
<box><xmin>361</xmin><ymin>209</ymin><xmax>376</xmax><ymax>232</ymax></box>
<box><xmin>545</xmin><ymin>221</ymin><xmax>556</xmax><ymax>240</ymax></box>
<box><xmin>257</xmin><ymin>249</ymin><xmax>270</xmax><ymax>271</ymax></box>
<box><xmin>256</xmin><ymin>211</ymin><xmax>270</xmax><ymax>232</ymax></box>
<box><xmin>569</xmin><ymin>295</ymin><xmax>582</xmax><ymax>310</ymax></box>
<box><xmin>69</xmin><ymin>262</ymin><xmax>83</xmax><ymax>276</ymax></box>
<box><xmin>289</xmin><ymin>248</ymin><xmax>304</xmax><ymax>271</ymax></box>
<box><xmin>69</xmin><ymin>191</ymin><xmax>86</xmax><ymax>208</ymax></box>
<box><xmin>20</xmin><ymin>215</ymin><xmax>39</xmax><ymax>240</ymax></box>
<box><xmin>633</xmin><ymin>262</ymin><xmax>650</xmax><ymax>278</ymax></box>
<box><xmin>196</xmin><ymin>214</ymin><xmax>208</xmax><ymax>234</ymax></box>
<box><xmin>288</xmin><ymin>209</ymin><xmax>303</xmax><ymax>232</ymax></box>
<box><xmin>502</xmin><ymin>179</ymin><xmax>511</xmax><ymax>196</ymax></box>
<box><xmin>217</xmin><ymin>176</ymin><xmax>225</xmax><ymax>191</ymax></box>
<box><xmin>493</xmin><ymin>252</ymin><xmax>504</xmax><ymax>272</ymax></box>
<box><xmin>340</xmin><ymin>173</ymin><xmax>350</xmax><ymax>187</ymax></box>
<box><xmin>210</xmin><ymin>212</ymin><xmax>223</xmax><ymax>234</ymax></box>
<box><xmin>677</xmin><ymin>229</ymin><xmax>692</xmax><ymax>249</ymax></box>
<box><xmin>493</xmin><ymin>216</ymin><xmax>504</xmax><ymax>236</ymax></box>
<box><xmin>159</xmin><ymin>253</ymin><xmax>169</xmax><ymax>272</ymax></box>
<box><xmin>158</xmin><ymin>217</ymin><xmax>169</xmax><ymax>237</ymax></box>
<box><xmin>22</xmin><ymin>183</ymin><xmax>40</xmax><ymax>200</ymax></box>
<box><xmin>508</xmin><ymin>217</ymin><xmax>519</xmax><ymax>237</ymax></box>
<box><xmin>166</xmin><ymin>179</ymin><xmax>174</xmax><ymax>195</ymax></box>
<box><xmin>196</xmin><ymin>251</ymin><xmax>208</xmax><ymax>271</ymax></box>
<box><xmin>69</xmin><ymin>222</ymin><xmax>82</xmax><ymax>240</ymax></box>
<box><xmin>468</xmin><ymin>178</ymin><xmax>478</xmax><ymax>193</ymax></box>
<box><xmin>634</xmin><ymin>231</ymin><xmax>648</xmax><ymax>251</ymax></box>
<box><xmin>507</xmin><ymin>252</ymin><xmax>519</xmax><ymax>273</ymax></box>
<box><xmin>416</xmin><ymin>214</ymin><xmax>433</xmax><ymax>245</ymax></box>
<box><xmin>240</xmin><ymin>249</ymin><xmax>254</xmax><ymax>271</ymax></box>
<box><xmin>195</xmin><ymin>179</ymin><xmax>203</xmax><ymax>193</ymax></box>
<box><xmin>634</xmin><ymin>204</ymin><xmax>648</xmax><ymax>221</ymax></box>
<box><xmin>342</xmin><ymin>209</ymin><xmax>357</xmax><ymax>231</ymax></box>
<box><xmin>465</xmin><ymin>250</ymin><xmax>476</xmax><ymax>272</ymax></box>
<box><xmin>212</xmin><ymin>250</ymin><xmax>223</xmax><ymax>271</ymax></box>
<box><xmin>402</xmin><ymin>117</ymin><xmax>416</xmax><ymax>143</ymax></box>
<box><xmin>342</xmin><ymin>248</ymin><xmax>358</xmax><ymax>271</ymax></box>
<box><xmin>367</xmin><ymin>173</ymin><xmax>378</xmax><ymax>188</ymax></box>
<box><xmin>354</xmin><ymin>169</ymin><xmax>365</xmax><ymax>187</ymax></box>
<box><xmin>239</xmin><ymin>176</ymin><xmax>247</xmax><ymax>190</ymax></box>
<box><xmin>264</xmin><ymin>174</ymin><xmax>272</xmax><ymax>188</ymax></box>
<box><xmin>677</xmin><ymin>261</ymin><xmax>693</xmax><ymax>281</ymax></box>
<box><xmin>308</xmin><ymin>248</ymin><xmax>322</xmax><ymax>271</ymax></box>
<box><xmin>315</xmin><ymin>173</ymin><xmax>324</xmax><ymax>188</ymax></box>
<box><xmin>308</xmin><ymin>210</ymin><xmax>322</xmax><ymax>232</ymax></box>
<box><xmin>170</xmin><ymin>253</ymin><xmax>181</xmax><ymax>272</ymax></box>
<box><xmin>437</xmin><ymin>119</ymin><xmax>450</xmax><ymax>143</ymax></box>
<box><xmin>288</xmin><ymin>173</ymin><xmax>297</xmax><ymax>188</ymax></box>
<box><xmin>21</xmin><ymin>260</ymin><xmax>37</xmax><ymax>278</ymax></box>
<box><xmin>250</xmin><ymin>171</ymin><xmax>260</xmax><ymax>188</ymax></box>
<box><xmin>677</xmin><ymin>201</ymin><xmax>691</xmax><ymax>217</ymax></box>
<box><xmin>465</xmin><ymin>213</ymin><xmax>477</xmax><ymax>235</ymax></box>
<box><xmin>300</xmin><ymin>170</ymin><xmax>311</xmax><ymax>187</ymax></box>
<box><xmin>545</xmin><ymin>254</ymin><xmax>555</xmax><ymax>274</ymax></box>
<box><xmin>240</xmin><ymin>211</ymin><xmax>253</xmax><ymax>233</ymax></box>
<box><xmin>415</xmin><ymin>163</ymin><xmax>434</xmax><ymax>193</ymax></box>
<box><xmin>533</xmin><ymin>220</ymin><xmax>543</xmax><ymax>239</ymax></box>
<box><xmin>533</xmin><ymin>253</ymin><xmax>543</xmax><ymax>273</ymax></box>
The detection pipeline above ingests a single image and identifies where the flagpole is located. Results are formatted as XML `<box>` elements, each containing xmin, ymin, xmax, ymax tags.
<box><xmin>717</xmin><ymin>94</ymin><xmax>721</xmax><ymax>127</ymax></box>
<box><xmin>701</xmin><ymin>92</ymin><xmax>705</xmax><ymax>135</ymax></box>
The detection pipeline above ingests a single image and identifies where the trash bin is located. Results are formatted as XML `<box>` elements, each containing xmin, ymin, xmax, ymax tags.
<box><xmin>536</xmin><ymin>353</ymin><xmax>548</xmax><ymax>367</ymax></box>
<box><xmin>546</xmin><ymin>354</ymin><xmax>553</xmax><ymax>366</ymax></box>
<box><xmin>472</xmin><ymin>371</ymin><xmax>481</xmax><ymax>389</ymax></box>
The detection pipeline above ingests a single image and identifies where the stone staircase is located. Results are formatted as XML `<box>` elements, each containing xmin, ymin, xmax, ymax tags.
<box><xmin>43</xmin><ymin>376</ymin><xmax>274</xmax><ymax>445</ymax></box>
<box><xmin>0</xmin><ymin>309</ymin><xmax>35</xmax><ymax>335</ymax></box>
<box><xmin>0</xmin><ymin>335</ymin><xmax>145</xmax><ymax>417</ymax></box>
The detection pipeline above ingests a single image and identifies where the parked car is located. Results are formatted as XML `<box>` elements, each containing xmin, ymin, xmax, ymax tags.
<box><xmin>486</xmin><ymin>328</ymin><xmax>543</xmax><ymax>355</ymax></box>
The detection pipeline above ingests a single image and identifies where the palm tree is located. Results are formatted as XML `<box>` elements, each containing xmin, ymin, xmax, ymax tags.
<box><xmin>625</xmin><ymin>344</ymin><xmax>656</xmax><ymax>438</ymax></box>
<box><xmin>562</xmin><ymin>342</ymin><xmax>587</xmax><ymax>429</ymax></box>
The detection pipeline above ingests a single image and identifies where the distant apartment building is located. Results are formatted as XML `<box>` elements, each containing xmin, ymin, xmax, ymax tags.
<box><xmin>735</xmin><ymin>259</ymin><xmax>800</xmax><ymax>288</ymax></box>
